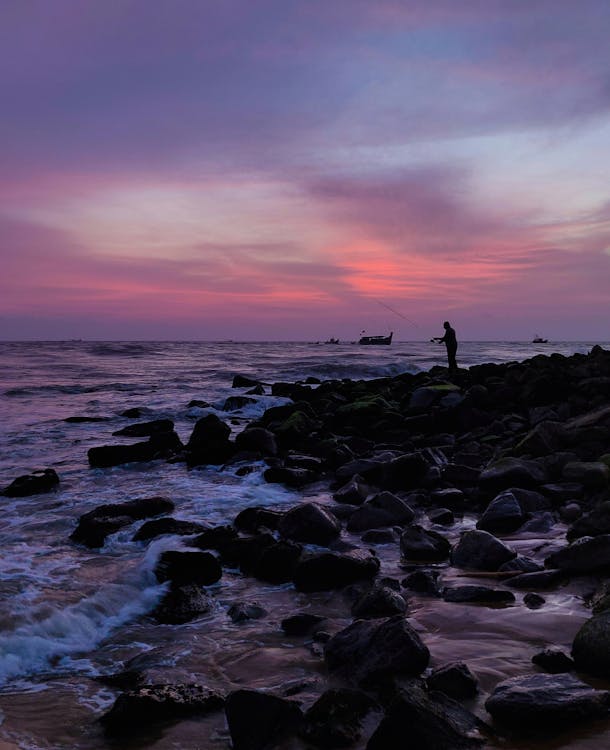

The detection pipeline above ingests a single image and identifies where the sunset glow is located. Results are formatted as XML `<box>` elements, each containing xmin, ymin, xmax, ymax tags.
<box><xmin>1</xmin><ymin>1</ymin><xmax>609</xmax><ymax>340</ymax></box>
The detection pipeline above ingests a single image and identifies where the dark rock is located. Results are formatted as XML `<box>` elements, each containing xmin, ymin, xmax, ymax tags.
<box><xmin>278</xmin><ymin>502</ymin><xmax>341</xmax><ymax>545</ymax></box>
<box><xmin>400</xmin><ymin>525</ymin><xmax>451</xmax><ymax>562</ymax></box>
<box><xmin>88</xmin><ymin>432</ymin><xmax>183</xmax><ymax>467</ymax></box>
<box><xmin>361</xmin><ymin>528</ymin><xmax>400</xmax><ymax>544</ymax></box>
<box><xmin>477</xmin><ymin>491</ymin><xmax>527</xmax><ymax>534</ymax></box>
<box><xmin>64</xmin><ymin>415</ymin><xmax>108</xmax><ymax>423</ymax></box>
<box><xmin>498</xmin><ymin>555</ymin><xmax>542</xmax><ymax>574</ymax></box>
<box><xmin>71</xmin><ymin>497</ymin><xmax>174</xmax><ymax>548</ymax></box>
<box><xmin>112</xmin><ymin>419</ymin><xmax>174</xmax><ymax>437</ymax></box>
<box><xmin>378</xmin><ymin>452</ymin><xmax>429</xmax><ymax>491</ymax></box>
<box><xmin>2</xmin><ymin>468</ymin><xmax>59</xmax><ymax>497</ymax></box>
<box><xmin>324</xmin><ymin>615</ymin><xmax>429</xmax><ymax>684</ymax></box>
<box><xmin>220</xmin><ymin>532</ymin><xmax>275</xmax><ymax>572</ymax></box>
<box><xmin>518</xmin><ymin>512</ymin><xmax>556</xmax><ymax>533</ymax></box>
<box><xmin>443</xmin><ymin>585</ymin><xmax>515</xmax><ymax>605</ymax></box>
<box><xmin>485</xmin><ymin>673</ymin><xmax>610</xmax><ymax>732</ymax></box>
<box><xmin>264</xmin><ymin>466</ymin><xmax>318</xmax><ymax>487</ymax></box>
<box><xmin>186</xmin><ymin>413</ymin><xmax>234</xmax><ymax>465</ymax></box>
<box><xmin>562</xmin><ymin>461</ymin><xmax>609</xmax><ymax>490</ymax></box>
<box><xmin>428</xmin><ymin>507</ymin><xmax>454</xmax><ymax>525</ymax></box>
<box><xmin>402</xmin><ymin>569</ymin><xmax>442</xmax><ymax>596</ymax></box>
<box><xmin>442</xmin><ymin>463</ymin><xmax>481</xmax><ymax>485</ymax></box>
<box><xmin>532</xmin><ymin>649</ymin><xmax>575</xmax><ymax>674</ymax></box>
<box><xmin>347</xmin><ymin>492</ymin><xmax>415</xmax><ymax>532</ymax></box>
<box><xmin>224</xmin><ymin>689</ymin><xmax>303</xmax><ymax>750</ymax></box>
<box><xmin>101</xmin><ymin>684</ymin><xmax>224</xmax><ymax>736</ymax></box>
<box><xmin>294</xmin><ymin>550</ymin><xmax>380</xmax><ymax>592</ymax></box>
<box><xmin>524</xmin><ymin>592</ymin><xmax>545</xmax><ymax>609</ymax></box>
<box><xmin>333</xmin><ymin>476</ymin><xmax>370</xmax><ymax>506</ymax></box>
<box><xmin>191</xmin><ymin>524</ymin><xmax>238</xmax><ymax>552</ymax></box>
<box><xmin>187</xmin><ymin>399</ymin><xmax>210</xmax><ymax>408</ymax></box>
<box><xmin>121</xmin><ymin>407</ymin><xmax>144</xmax><ymax>417</ymax></box>
<box><xmin>351</xmin><ymin>585</ymin><xmax>407</xmax><ymax>618</ymax></box>
<box><xmin>154</xmin><ymin>550</ymin><xmax>222</xmax><ymax>586</ymax></box>
<box><xmin>567</xmin><ymin>501</ymin><xmax>610</xmax><ymax>541</ymax></box>
<box><xmin>300</xmin><ymin>688</ymin><xmax>378</xmax><ymax>748</ymax></box>
<box><xmin>152</xmin><ymin>584</ymin><xmax>215</xmax><ymax>624</ymax></box>
<box><xmin>572</xmin><ymin>611</ymin><xmax>610</xmax><ymax>678</ymax></box>
<box><xmin>232</xmin><ymin>375</ymin><xmax>262</xmax><ymax>388</ymax></box>
<box><xmin>233</xmin><ymin>506</ymin><xmax>283</xmax><ymax>533</ymax></box>
<box><xmin>281</xmin><ymin>613</ymin><xmax>326</xmax><ymax>636</ymax></box>
<box><xmin>132</xmin><ymin>518</ymin><xmax>209</xmax><ymax>542</ymax></box>
<box><xmin>508</xmin><ymin>570</ymin><xmax>563</xmax><ymax>590</ymax></box>
<box><xmin>246</xmin><ymin>384</ymin><xmax>265</xmax><ymax>395</ymax></box>
<box><xmin>430</xmin><ymin>488</ymin><xmax>465</xmax><ymax>509</ymax></box>
<box><xmin>427</xmin><ymin>662</ymin><xmax>478</xmax><ymax>700</ymax></box>
<box><xmin>252</xmin><ymin>540</ymin><xmax>302</xmax><ymax>583</ymax></box>
<box><xmin>545</xmin><ymin>535</ymin><xmax>610</xmax><ymax>573</ymax></box>
<box><xmin>367</xmin><ymin>680</ymin><xmax>485</xmax><ymax>749</ymax></box>
<box><xmin>234</xmin><ymin>428</ymin><xmax>278</xmax><ymax>456</ymax></box>
<box><xmin>479</xmin><ymin>457</ymin><xmax>547</xmax><ymax>492</ymax></box>
<box><xmin>227</xmin><ymin>602</ymin><xmax>267</xmax><ymax>623</ymax></box>
<box><xmin>451</xmin><ymin>530</ymin><xmax>516</xmax><ymax>571</ymax></box>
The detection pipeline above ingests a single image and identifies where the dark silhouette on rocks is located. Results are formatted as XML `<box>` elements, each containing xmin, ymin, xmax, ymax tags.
<box><xmin>432</xmin><ymin>321</ymin><xmax>458</xmax><ymax>371</ymax></box>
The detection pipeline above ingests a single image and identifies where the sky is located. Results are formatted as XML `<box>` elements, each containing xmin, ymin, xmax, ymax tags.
<box><xmin>1</xmin><ymin>0</ymin><xmax>609</xmax><ymax>341</ymax></box>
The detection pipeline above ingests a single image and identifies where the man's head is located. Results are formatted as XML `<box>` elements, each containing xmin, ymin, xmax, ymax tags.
<box><xmin>443</xmin><ymin>321</ymin><xmax>450</xmax><ymax>329</ymax></box>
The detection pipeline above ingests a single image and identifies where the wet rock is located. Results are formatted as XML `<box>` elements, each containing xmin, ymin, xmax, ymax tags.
<box><xmin>112</xmin><ymin>419</ymin><xmax>174</xmax><ymax>437</ymax></box>
<box><xmin>479</xmin><ymin>457</ymin><xmax>547</xmax><ymax>492</ymax></box>
<box><xmin>281</xmin><ymin>613</ymin><xmax>326</xmax><ymax>636</ymax></box>
<box><xmin>451</xmin><ymin>530</ymin><xmax>516</xmax><ymax>571</ymax></box>
<box><xmin>227</xmin><ymin>602</ymin><xmax>267</xmax><ymax>623</ymax></box>
<box><xmin>567</xmin><ymin>501</ymin><xmax>610</xmax><ymax>541</ymax></box>
<box><xmin>518</xmin><ymin>512</ymin><xmax>556</xmax><ymax>533</ymax></box>
<box><xmin>1</xmin><ymin>468</ymin><xmax>59</xmax><ymax>497</ymax></box>
<box><xmin>71</xmin><ymin>497</ymin><xmax>174</xmax><ymax>548</ymax></box>
<box><xmin>64</xmin><ymin>415</ymin><xmax>108</xmax><ymax>423</ymax></box>
<box><xmin>221</xmin><ymin>532</ymin><xmax>275</xmax><ymax>572</ymax></box>
<box><xmin>442</xmin><ymin>463</ymin><xmax>481</xmax><ymax>486</ymax></box>
<box><xmin>351</xmin><ymin>584</ymin><xmax>407</xmax><ymax>618</ymax></box>
<box><xmin>264</xmin><ymin>466</ymin><xmax>318</xmax><ymax>487</ymax></box>
<box><xmin>508</xmin><ymin>570</ymin><xmax>563</xmax><ymax>589</ymax></box>
<box><xmin>442</xmin><ymin>585</ymin><xmax>515</xmax><ymax>605</ymax></box>
<box><xmin>498</xmin><ymin>555</ymin><xmax>542</xmax><ymax>574</ymax></box>
<box><xmin>233</xmin><ymin>506</ymin><xmax>283</xmax><ymax>533</ymax></box>
<box><xmin>367</xmin><ymin>680</ymin><xmax>485</xmax><ymax>749</ymax></box>
<box><xmin>477</xmin><ymin>491</ymin><xmax>527</xmax><ymax>534</ymax></box>
<box><xmin>278</xmin><ymin>502</ymin><xmax>341</xmax><ymax>545</ymax></box>
<box><xmin>400</xmin><ymin>525</ymin><xmax>451</xmax><ymax>562</ymax></box>
<box><xmin>154</xmin><ymin>550</ymin><xmax>222</xmax><ymax>586</ymax></box>
<box><xmin>524</xmin><ymin>592</ymin><xmax>545</xmax><ymax>609</ymax></box>
<box><xmin>232</xmin><ymin>375</ymin><xmax>262</xmax><ymax>388</ymax></box>
<box><xmin>88</xmin><ymin>431</ymin><xmax>183</xmax><ymax>467</ymax></box>
<box><xmin>186</xmin><ymin>414</ymin><xmax>235</xmax><ymax>466</ymax></box>
<box><xmin>485</xmin><ymin>673</ymin><xmax>610</xmax><ymax>732</ymax></box>
<box><xmin>378</xmin><ymin>452</ymin><xmax>430</xmax><ymax>491</ymax></box>
<box><xmin>401</xmin><ymin>569</ymin><xmax>442</xmax><ymax>596</ymax></box>
<box><xmin>152</xmin><ymin>584</ymin><xmax>215</xmax><ymax>624</ymax></box>
<box><xmin>430</xmin><ymin>488</ymin><xmax>465</xmax><ymax>509</ymax></box>
<box><xmin>187</xmin><ymin>399</ymin><xmax>210</xmax><ymax>408</ymax></box>
<box><xmin>121</xmin><ymin>407</ymin><xmax>144</xmax><ymax>418</ymax></box>
<box><xmin>299</xmin><ymin>688</ymin><xmax>378</xmax><ymax>748</ymax></box>
<box><xmin>427</xmin><ymin>662</ymin><xmax>478</xmax><ymax>700</ymax></box>
<box><xmin>333</xmin><ymin>475</ymin><xmax>370</xmax><ymax>506</ymax></box>
<box><xmin>572</xmin><ymin>611</ymin><xmax>610</xmax><ymax>678</ymax></box>
<box><xmin>324</xmin><ymin>615</ymin><xmax>429</xmax><ymax>684</ymax></box>
<box><xmin>252</xmin><ymin>540</ymin><xmax>302</xmax><ymax>583</ymax></box>
<box><xmin>132</xmin><ymin>518</ymin><xmax>209</xmax><ymax>542</ymax></box>
<box><xmin>562</xmin><ymin>461</ymin><xmax>609</xmax><ymax>490</ymax></box>
<box><xmin>428</xmin><ymin>507</ymin><xmax>454</xmax><ymax>525</ymax></box>
<box><xmin>347</xmin><ymin>492</ymin><xmax>415</xmax><ymax>532</ymax></box>
<box><xmin>293</xmin><ymin>550</ymin><xmax>380</xmax><ymax>592</ymax></box>
<box><xmin>545</xmin><ymin>535</ymin><xmax>610</xmax><ymax>573</ymax></box>
<box><xmin>532</xmin><ymin>649</ymin><xmax>575</xmax><ymax>674</ymax></box>
<box><xmin>361</xmin><ymin>528</ymin><xmax>400</xmax><ymax>544</ymax></box>
<box><xmin>191</xmin><ymin>524</ymin><xmax>238</xmax><ymax>552</ymax></box>
<box><xmin>101</xmin><ymin>684</ymin><xmax>224</xmax><ymax>736</ymax></box>
<box><xmin>223</xmin><ymin>396</ymin><xmax>257</xmax><ymax>411</ymax></box>
<box><xmin>225</xmin><ymin>689</ymin><xmax>303</xmax><ymax>750</ymax></box>
<box><xmin>234</xmin><ymin>427</ymin><xmax>278</xmax><ymax>456</ymax></box>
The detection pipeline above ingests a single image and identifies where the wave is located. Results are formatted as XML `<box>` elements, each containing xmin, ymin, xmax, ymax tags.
<box><xmin>89</xmin><ymin>343</ymin><xmax>159</xmax><ymax>357</ymax></box>
<box><xmin>4</xmin><ymin>382</ymin><xmax>144</xmax><ymax>397</ymax></box>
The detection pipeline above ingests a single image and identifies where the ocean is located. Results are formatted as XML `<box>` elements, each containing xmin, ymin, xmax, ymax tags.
<box><xmin>0</xmin><ymin>339</ymin><xmax>608</xmax><ymax>749</ymax></box>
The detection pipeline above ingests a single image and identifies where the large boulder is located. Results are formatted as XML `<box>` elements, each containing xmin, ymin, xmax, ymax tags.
<box><xmin>451</xmin><ymin>530</ymin><xmax>516</xmax><ymax>571</ymax></box>
<box><xmin>367</xmin><ymin>680</ymin><xmax>485</xmax><ymax>749</ymax></box>
<box><xmin>1</xmin><ymin>468</ymin><xmax>59</xmax><ymax>497</ymax></box>
<box><xmin>101</xmin><ymin>684</ymin><xmax>224</xmax><ymax>736</ymax></box>
<box><xmin>278</xmin><ymin>502</ymin><xmax>341</xmax><ymax>545</ymax></box>
<box><xmin>427</xmin><ymin>662</ymin><xmax>478</xmax><ymax>700</ymax></box>
<box><xmin>112</xmin><ymin>419</ymin><xmax>174</xmax><ymax>437</ymax></box>
<box><xmin>186</xmin><ymin>414</ymin><xmax>235</xmax><ymax>465</ymax></box>
<box><xmin>224</xmin><ymin>689</ymin><xmax>303</xmax><ymax>750</ymax></box>
<box><xmin>299</xmin><ymin>688</ymin><xmax>378</xmax><ymax>748</ymax></box>
<box><xmin>567</xmin><ymin>501</ymin><xmax>610</xmax><ymax>541</ymax></box>
<box><xmin>324</xmin><ymin>615</ymin><xmax>429</xmax><ymax>684</ymax></box>
<box><xmin>154</xmin><ymin>550</ymin><xmax>222</xmax><ymax>586</ymax></box>
<box><xmin>476</xmin><ymin>491</ymin><xmax>527</xmax><ymax>534</ymax></box>
<box><xmin>234</xmin><ymin>427</ymin><xmax>278</xmax><ymax>456</ymax></box>
<box><xmin>71</xmin><ymin>497</ymin><xmax>175</xmax><ymax>548</ymax></box>
<box><xmin>351</xmin><ymin>584</ymin><xmax>407</xmax><ymax>618</ymax></box>
<box><xmin>545</xmin><ymin>535</ymin><xmax>610</xmax><ymax>573</ymax></box>
<box><xmin>132</xmin><ymin>518</ymin><xmax>209</xmax><ymax>542</ymax></box>
<box><xmin>485</xmin><ymin>673</ymin><xmax>610</xmax><ymax>732</ymax></box>
<box><xmin>293</xmin><ymin>550</ymin><xmax>379</xmax><ymax>592</ymax></box>
<box><xmin>152</xmin><ymin>584</ymin><xmax>215</xmax><ymax>624</ymax></box>
<box><xmin>479</xmin><ymin>457</ymin><xmax>547</xmax><ymax>492</ymax></box>
<box><xmin>400</xmin><ymin>525</ymin><xmax>451</xmax><ymax>562</ymax></box>
<box><xmin>572</xmin><ymin>611</ymin><xmax>610</xmax><ymax>678</ymax></box>
<box><xmin>88</xmin><ymin>431</ymin><xmax>183</xmax><ymax>467</ymax></box>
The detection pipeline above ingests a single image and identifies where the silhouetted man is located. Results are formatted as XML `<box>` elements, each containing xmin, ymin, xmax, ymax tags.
<box><xmin>432</xmin><ymin>321</ymin><xmax>458</xmax><ymax>371</ymax></box>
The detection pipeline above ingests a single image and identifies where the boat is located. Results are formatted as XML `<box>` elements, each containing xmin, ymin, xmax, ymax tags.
<box><xmin>358</xmin><ymin>331</ymin><xmax>393</xmax><ymax>346</ymax></box>
<box><xmin>532</xmin><ymin>335</ymin><xmax>548</xmax><ymax>343</ymax></box>
<box><xmin>324</xmin><ymin>337</ymin><xmax>340</xmax><ymax>344</ymax></box>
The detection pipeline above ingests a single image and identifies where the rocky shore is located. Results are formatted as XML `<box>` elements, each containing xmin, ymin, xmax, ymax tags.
<box><xmin>4</xmin><ymin>346</ymin><xmax>610</xmax><ymax>748</ymax></box>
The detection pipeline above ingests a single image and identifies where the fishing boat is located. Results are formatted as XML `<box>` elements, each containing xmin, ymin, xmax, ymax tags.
<box><xmin>532</xmin><ymin>335</ymin><xmax>548</xmax><ymax>343</ymax></box>
<box><xmin>324</xmin><ymin>337</ymin><xmax>340</xmax><ymax>344</ymax></box>
<box><xmin>359</xmin><ymin>331</ymin><xmax>393</xmax><ymax>345</ymax></box>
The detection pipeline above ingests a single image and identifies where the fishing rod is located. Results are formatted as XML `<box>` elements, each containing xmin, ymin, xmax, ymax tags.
<box><xmin>374</xmin><ymin>299</ymin><xmax>420</xmax><ymax>328</ymax></box>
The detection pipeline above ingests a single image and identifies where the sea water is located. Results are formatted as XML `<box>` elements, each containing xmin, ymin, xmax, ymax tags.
<box><xmin>0</xmin><ymin>340</ymin><xmax>608</xmax><ymax>749</ymax></box>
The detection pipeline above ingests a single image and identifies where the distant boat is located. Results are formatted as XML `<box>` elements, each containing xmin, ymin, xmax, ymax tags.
<box><xmin>324</xmin><ymin>337</ymin><xmax>340</xmax><ymax>344</ymax></box>
<box><xmin>532</xmin><ymin>335</ymin><xmax>548</xmax><ymax>343</ymax></box>
<box><xmin>359</xmin><ymin>331</ymin><xmax>393</xmax><ymax>346</ymax></box>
